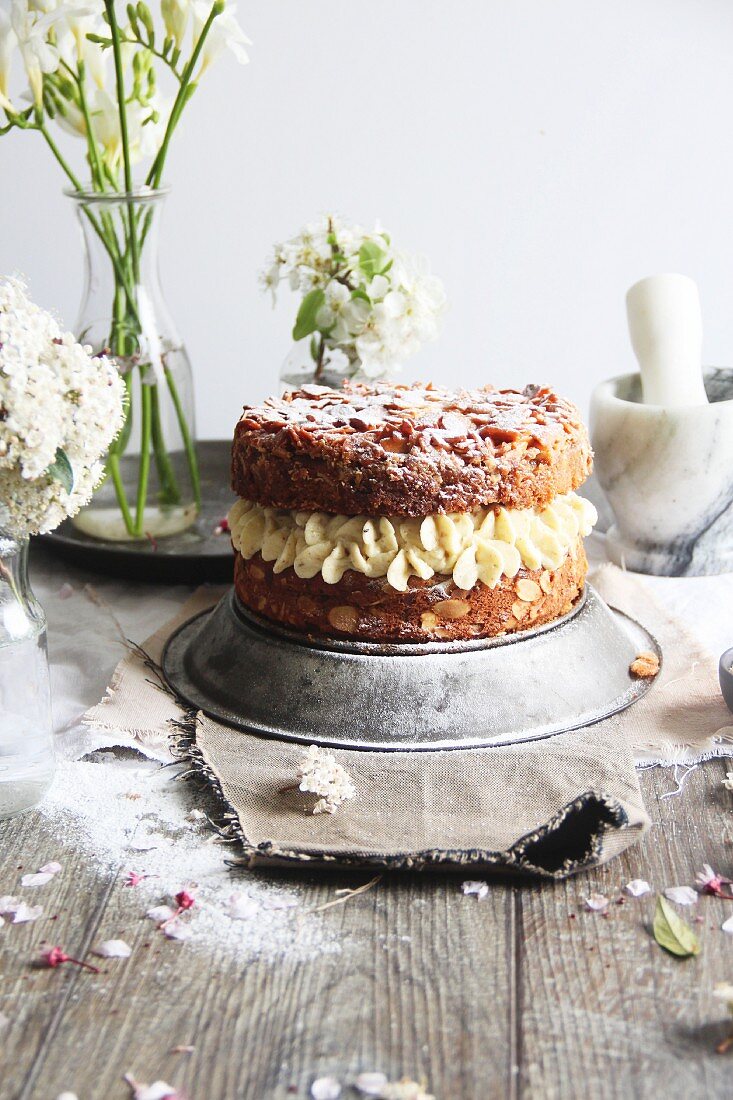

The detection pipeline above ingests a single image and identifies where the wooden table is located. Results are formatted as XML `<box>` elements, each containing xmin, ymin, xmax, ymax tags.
<box><xmin>2</xmin><ymin>759</ymin><xmax>732</xmax><ymax>1099</ymax></box>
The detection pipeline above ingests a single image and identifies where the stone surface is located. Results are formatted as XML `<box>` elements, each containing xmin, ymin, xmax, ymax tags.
<box><xmin>590</xmin><ymin>368</ymin><xmax>733</xmax><ymax>576</ymax></box>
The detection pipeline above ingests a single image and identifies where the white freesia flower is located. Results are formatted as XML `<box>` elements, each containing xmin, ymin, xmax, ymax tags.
<box><xmin>0</xmin><ymin>276</ymin><xmax>125</xmax><ymax>539</ymax></box>
<box><xmin>162</xmin><ymin>0</ymin><xmax>190</xmax><ymax>48</ymax></box>
<box><xmin>193</xmin><ymin>1</ymin><xmax>251</xmax><ymax>75</ymax></box>
<box><xmin>0</xmin><ymin>7</ymin><xmax>17</xmax><ymax>111</ymax></box>
<box><xmin>10</xmin><ymin>0</ymin><xmax>59</xmax><ymax>106</ymax></box>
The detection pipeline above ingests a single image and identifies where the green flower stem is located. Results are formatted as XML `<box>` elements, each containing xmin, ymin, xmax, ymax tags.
<box><xmin>104</xmin><ymin>0</ymin><xmax>140</xmax><ymax>282</ymax></box>
<box><xmin>165</xmin><ymin>366</ymin><xmax>201</xmax><ymax>508</ymax></box>
<box><xmin>146</xmin><ymin>0</ymin><xmax>222</xmax><ymax>189</ymax></box>
<box><xmin>134</xmin><ymin>381</ymin><xmax>153</xmax><ymax>535</ymax></box>
<box><xmin>106</xmin><ymin>452</ymin><xmax>135</xmax><ymax>534</ymax></box>
<box><xmin>150</xmin><ymin>382</ymin><xmax>182</xmax><ymax>505</ymax></box>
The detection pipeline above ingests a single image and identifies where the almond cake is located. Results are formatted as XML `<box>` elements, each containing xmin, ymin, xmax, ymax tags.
<box><xmin>228</xmin><ymin>381</ymin><xmax>597</xmax><ymax>643</ymax></box>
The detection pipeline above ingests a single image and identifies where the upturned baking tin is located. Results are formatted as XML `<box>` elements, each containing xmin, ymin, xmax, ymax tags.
<box><xmin>161</xmin><ymin>584</ymin><xmax>660</xmax><ymax>752</ymax></box>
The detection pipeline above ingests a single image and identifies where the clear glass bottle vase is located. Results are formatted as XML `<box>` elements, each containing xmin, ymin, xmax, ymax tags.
<box><xmin>0</xmin><ymin>534</ymin><xmax>55</xmax><ymax>818</ymax></box>
<box><xmin>68</xmin><ymin>188</ymin><xmax>200</xmax><ymax>542</ymax></box>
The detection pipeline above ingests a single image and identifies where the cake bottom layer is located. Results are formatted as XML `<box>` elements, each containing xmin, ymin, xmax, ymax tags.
<box><xmin>234</xmin><ymin>539</ymin><xmax>588</xmax><ymax>643</ymax></box>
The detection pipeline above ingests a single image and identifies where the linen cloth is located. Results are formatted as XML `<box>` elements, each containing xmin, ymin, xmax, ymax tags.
<box><xmin>77</xmin><ymin>563</ymin><xmax>733</xmax><ymax>878</ymax></box>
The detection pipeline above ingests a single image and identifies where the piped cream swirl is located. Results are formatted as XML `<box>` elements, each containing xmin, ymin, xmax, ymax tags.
<box><xmin>228</xmin><ymin>492</ymin><xmax>597</xmax><ymax>594</ymax></box>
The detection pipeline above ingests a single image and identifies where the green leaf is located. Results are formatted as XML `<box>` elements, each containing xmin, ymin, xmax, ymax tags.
<box><xmin>309</xmin><ymin>335</ymin><xmax>319</xmax><ymax>362</ymax></box>
<box><xmin>358</xmin><ymin>240</ymin><xmax>389</xmax><ymax>280</ymax></box>
<box><xmin>350</xmin><ymin>287</ymin><xmax>371</xmax><ymax>303</ymax></box>
<box><xmin>653</xmin><ymin>895</ymin><xmax>701</xmax><ymax>957</ymax></box>
<box><xmin>46</xmin><ymin>448</ymin><xmax>74</xmax><ymax>494</ymax></box>
<box><xmin>292</xmin><ymin>288</ymin><xmax>326</xmax><ymax>341</ymax></box>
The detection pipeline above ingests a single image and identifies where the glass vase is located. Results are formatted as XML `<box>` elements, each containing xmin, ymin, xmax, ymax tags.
<box><xmin>68</xmin><ymin>188</ymin><xmax>200</xmax><ymax>542</ymax></box>
<box><xmin>0</xmin><ymin>534</ymin><xmax>55</xmax><ymax>818</ymax></box>
<box><xmin>279</xmin><ymin>339</ymin><xmax>369</xmax><ymax>391</ymax></box>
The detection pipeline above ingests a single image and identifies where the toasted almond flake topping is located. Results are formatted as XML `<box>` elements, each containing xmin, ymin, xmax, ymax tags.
<box><xmin>630</xmin><ymin>651</ymin><xmax>660</xmax><ymax>679</ymax></box>
<box><xmin>515</xmin><ymin>578</ymin><xmax>541</xmax><ymax>602</ymax></box>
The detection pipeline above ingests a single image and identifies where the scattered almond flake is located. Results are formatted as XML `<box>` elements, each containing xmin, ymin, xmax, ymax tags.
<box><xmin>227</xmin><ymin>892</ymin><xmax>260</xmax><ymax>920</ymax></box>
<box><xmin>36</xmin><ymin>758</ymin><xmax>340</xmax><ymax>963</ymax></box>
<box><xmin>461</xmin><ymin>880</ymin><xmax>489</xmax><ymax>900</ymax></box>
<box><xmin>163</xmin><ymin>918</ymin><xmax>193</xmax><ymax>942</ymax></box>
<box><xmin>585</xmin><ymin>894</ymin><xmax>609</xmax><ymax>912</ymax></box>
<box><xmin>56</xmin><ymin>582</ymin><xmax>75</xmax><ymax>599</ymax></box>
<box><xmin>355</xmin><ymin>1072</ymin><xmax>389</xmax><ymax>1095</ymax></box>
<box><xmin>123</xmin><ymin>1075</ymin><xmax>179</xmax><ymax>1100</ymax></box>
<box><xmin>39</xmin><ymin>861</ymin><xmax>63</xmax><ymax>875</ymax></box>
<box><xmin>146</xmin><ymin>904</ymin><xmax>175</xmax><ymax>923</ymax></box>
<box><xmin>311</xmin><ymin>1077</ymin><xmax>341</xmax><ymax>1100</ymax></box>
<box><xmin>94</xmin><ymin>939</ymin><xmax>132</xmax><ymax>958</ymax></box>
<box><xmin>722</xmin><ymin>917</ymin><xmax>733</xmax><ymax>934</ymax></box>
<box><xmin>625</xmin><ymin>879</ymin><xmax>651</xmax><ymax>897</ymax></box>
<box><xmin>664</xmin><ymin>886</ymin><xmax>698</xmax><ymax>906</ymax></box>
<box><xmin>629</xmin><ymin>651</ymin><xmax>660</xmax><ymax>678</ymax></box>
<box><xmin>21</xmin><ymin>872</ymin><xmax>54</xmax><ymax>887</ymax></box>
<box><xmin>294</xmin><ymin>745</ymin><xmax>356</xmax><ymax>815</ymax></box>
<box><xmin>12</xmin><ymin>903</ymin><xmax>43</xmax><ymax>923</ymax></box>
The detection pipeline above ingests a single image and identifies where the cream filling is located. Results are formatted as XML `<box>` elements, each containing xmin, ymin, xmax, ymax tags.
<box><xmin>228</xmin><ymin>492</ymin><xmax>597</xmax><ymax>594</ymax></box>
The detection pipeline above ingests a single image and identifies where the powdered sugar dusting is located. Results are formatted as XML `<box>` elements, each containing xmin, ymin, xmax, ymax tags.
<box><xmin>36</xmin><ymin>758</ymin><xmax>342</xmax><ymax>962</ymax></box>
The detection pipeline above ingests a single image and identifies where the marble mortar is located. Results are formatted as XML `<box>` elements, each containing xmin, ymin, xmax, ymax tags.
<box><xmin>589</xmin><ymin>368</ymin><xmax>733</xmax><ymax>576</ymax></box>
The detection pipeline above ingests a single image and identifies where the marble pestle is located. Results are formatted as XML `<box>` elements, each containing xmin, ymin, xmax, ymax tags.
<box><xmin>590</xmin><ymin>274</ymin><xmax>733</xmax><ymax>576</ymax></box>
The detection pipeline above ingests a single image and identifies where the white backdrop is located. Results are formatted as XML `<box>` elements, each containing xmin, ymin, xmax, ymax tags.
<box><xmin>2</xmin><ymin>0</ymin><xmax>733</xmax><ymax>438</ymax></box>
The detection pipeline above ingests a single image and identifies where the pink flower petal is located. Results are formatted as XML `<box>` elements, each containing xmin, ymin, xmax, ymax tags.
<box><xmin>39</xmin><ymin>862</ymin><xmax>62</xmax><ymax>875</ymax></box>
<box><xmin>94</xmin><ymin>939</ymin><xmax>132</xmax><ymax>959</ymax></box>
<box><xmin>664</xmin><ymin>886</ymin><xmax>698</xmax><ymax>906</ymax></box>
<box><xmin>146</xmin><ymin>905</ymin><xmax>175</xmax><ymax>923</ymax></box>
<box><xmin>226</xmin><ymin>892</ymin><xmax>259</xmax><ymax>920</ymax></box>
<box><xmin>21</xmin><ymin>872</ymin><xmax>54</xmax><ymax>887</ymax></box>
<box><xmin>124</xmin><ymin>1078</ymin><xmax>179</xmax><ymax>1100</ymax></box>
<box><xmin>311</xmin><ymin>1077</ymin><xmax>341</xmax><ymax>1100</ymax></box>
<box><xmin>585</xmin><ymin>894</ymin><xmax>609</xmax><ymax>912</ymax></box>
<box><xmin>12</xmin><ymin>903</ymin><xmax>43</xmax><ymax>923</ymax></box>
<box><xmin>461</xmin><ymin>880</ymin><xmax>489</xmax><ymax>900</ymax></box>
<box><xmin>625</xmin><ymin>879</ymin><xmax>651</xmax><ymax>897</ymax></box>
<box><xmin>355</xmin><ymin>1072</ymin><xmax>389</xmax><ymax>1095</ymax></box>
<box><xmin>163</xmin><ymin>918</ymin><xmax>192</xmax><ymax>942</ymax></box>
<box><xmin>0</xmin><ymin>896</ymin><xmax>19</xmax><ymax>915</ymax></box>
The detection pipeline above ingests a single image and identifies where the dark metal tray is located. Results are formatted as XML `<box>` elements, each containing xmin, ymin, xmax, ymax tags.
<box><xmin>162</xmin><ymin>584</ymin><xmax>660</xmax><ymax>751</ymax></box>
<box><xmin>41</xmin><ymin>440</ymin><xmax>234</xmax><ymax>584</ymax></box>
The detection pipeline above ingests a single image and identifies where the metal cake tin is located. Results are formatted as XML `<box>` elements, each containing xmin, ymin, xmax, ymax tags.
<box><xmin>161</xmin><ymin>584</ymin><xmax>660</xmax><ymax>752</ymax></box>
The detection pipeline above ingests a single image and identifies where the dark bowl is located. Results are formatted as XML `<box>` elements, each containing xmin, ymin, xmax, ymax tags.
<box><xmin>719</xmin><ymin>647</ymin><xmax>733</xmax><ymax>713</ymax></box>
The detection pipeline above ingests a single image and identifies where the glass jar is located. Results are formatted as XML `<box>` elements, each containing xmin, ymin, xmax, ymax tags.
<box><xmin>68</xmin><ymin>188</ymin><xmax>200</xmax><ymax>542</ymax></box>
<box><xmin>0</xmin><ymin>534</ymin><xmax>55</xmax><ymax>818</ymax></box>
<box><xmin>279</xmin><ymin>339</ymin><xmax>368</xmax><ymax>391</ymax></box>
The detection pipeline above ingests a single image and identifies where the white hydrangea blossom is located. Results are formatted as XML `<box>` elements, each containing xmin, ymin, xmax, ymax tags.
<box><xmin>297</xmin><ymin>744</ymin><xmax>356</xmax><ymax>815</ymax></box>
<box><xmin>261</xmin><ymin>214</ymin><xmax>446</xmax><ymax>377</ymax></box>
<box><xmin>0</xmin><ymin>277</ymin><xmax>125</xmax><ymax>539</ymax></box>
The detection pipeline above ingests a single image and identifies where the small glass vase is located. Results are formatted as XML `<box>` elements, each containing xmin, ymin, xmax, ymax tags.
<box><xmin>0</xmin><ymin>534</ymin><xmax>55</xmax><ymax>818</ymax></box>
<box><xmin>279</xmin><ymin>339</ymin><xmax>368</xmax><ymax>391</ymax></box>
<box><xmin>68</xmin><ymin>188</ymin><xmax>200</xmax><ymax>542</ymax></box>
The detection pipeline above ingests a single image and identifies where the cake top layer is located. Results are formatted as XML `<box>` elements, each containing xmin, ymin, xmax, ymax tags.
<box><xmin>232</xmin><ymin>380</ymin><xmax>592</xmax><ymax>517</ymax></box>
<box><xmin>238</xmin><ymin>380</ymin><xmax>577</xmax><ymax>453</ymax></box>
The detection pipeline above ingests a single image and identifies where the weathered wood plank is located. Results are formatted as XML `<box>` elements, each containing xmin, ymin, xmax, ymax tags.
<box><xmin>518</xmin><ymin>759</ymin><xmax>733</xmax><ymax>1100</ymax></box>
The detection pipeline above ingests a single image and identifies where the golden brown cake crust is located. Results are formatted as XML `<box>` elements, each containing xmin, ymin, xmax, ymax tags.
<box><xmin>234</xmin><ymin>540</ymin><xmax>588</xmax><ymax>643</ymax></box>
<box><xmin>231</xmin><ymin>381</ymin><xmax>592</xmax><ymax>517</ymax></box>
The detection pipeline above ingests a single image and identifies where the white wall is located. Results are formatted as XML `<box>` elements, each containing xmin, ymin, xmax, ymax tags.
<box><xmin>2</xmin><ymin>0</ymin><xmax>733</xmax><ymax>438</ymax></box>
